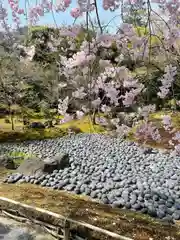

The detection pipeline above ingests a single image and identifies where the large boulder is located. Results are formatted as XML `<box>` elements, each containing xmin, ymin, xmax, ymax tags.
<box><xmin>43</xmin><ymin>153</ymin><xmax>70</xmax><ymax>172</ymax></box>
<box><xmin>17</xmin><ymin>156</ymin><xmax>45</xmax><ymax>177</ymax></box>
<box><xmin>0</xmin><ymin>155</ymin><xmax>16</xmax><ymax>169</ymax></box>
<box><xmin>17</xmin><ymin>153</ymin><xmax>70</xmax><ymax>177</ymax></box>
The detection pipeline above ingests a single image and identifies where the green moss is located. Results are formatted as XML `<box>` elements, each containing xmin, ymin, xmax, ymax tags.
<box><xmin>0</xmin><ymin>151</ymin><xmax>35</xmax><ymax>179</ymax></box>
<box><xmin>58</xmin><ymin>115</ymin><xmax>105</xmax><ymax>133</ymax></box>
<box><xmin>7</xmin><ymin>151</ymin><xmax>34</xmax><ymax>166</ymax></box>
<box><xmin>0</xmin><ymin>128</ymin><xmax>67</xmax><ymax>143</ymax></box>
<box><xmin>149</xmin><ymin>110</ymin><xmax>180</xmax><ymax>128</ymax></box>
<box><xmin>8</xmin><ymin>150</ymin><xmax>35</xmax><ymax>159</ymax></box>
<box><xmin>0</xmin><ymin>114</ymin><xmax>105</xmax><ymax>143</ymax></box>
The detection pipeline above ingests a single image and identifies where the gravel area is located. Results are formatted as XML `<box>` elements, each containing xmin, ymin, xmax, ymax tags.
<box><xmin>1</xmin><ymin>133</ymin><xmax>180</xmax><ymax>222</ymax></box>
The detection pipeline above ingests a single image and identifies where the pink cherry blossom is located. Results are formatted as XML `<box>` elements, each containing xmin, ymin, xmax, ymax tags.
<box><xmin>172</xmin><ymin>131</ymin><xmax>180</xmax><ymax>142</ymax></box>
<box><xmin>64</xmin><ymin>0</ymin><xmax>72</xmax><ymax>7</ymax></box>
<box><xmin>162</xmin><ymin>115</ymin><xmax>172</xmax><ymax>126</ymax></box>
<box><xmin>70</xmin><ymin>7</ymin><xmax>82</xmax><ymax>18</ymax></box>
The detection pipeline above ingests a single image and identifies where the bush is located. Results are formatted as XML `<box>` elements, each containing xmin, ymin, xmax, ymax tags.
<box><xmin>4</xmin><ymin>118</ymin><xmax>11</xmax><ymax>124</ymax></box>
<box><xmin>29</xmin><ymin>121</ymin><xmax>45</xmax><ymax>129</ymax></box>
<box><xmin>21</xmin><ymin>108</ymin><xmax>45</xmax><ymax>119</ymax></box>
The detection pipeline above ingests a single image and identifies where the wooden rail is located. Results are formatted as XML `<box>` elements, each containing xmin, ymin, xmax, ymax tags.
<box><xmin>0</xmin><ymin>197</ymin><xmax>133</xmax><ymax>240</ymax></box>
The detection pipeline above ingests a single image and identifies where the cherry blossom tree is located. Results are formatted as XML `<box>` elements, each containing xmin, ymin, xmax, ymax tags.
<box><xmin>1</xmin><ymin>0</ymin><xmax>180</xmax><ymax>154</ymax></box>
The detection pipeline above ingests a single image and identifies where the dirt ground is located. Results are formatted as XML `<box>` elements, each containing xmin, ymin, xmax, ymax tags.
<box><xmin>0</xmin><ymin>182</ymin><xmax>180</xmax><ymax>240</ymax></box>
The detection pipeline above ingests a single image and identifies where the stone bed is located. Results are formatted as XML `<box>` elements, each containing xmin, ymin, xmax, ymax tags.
<box><xmin>1</xmin><ymin>133</ymin><xmax>180</xmax><ymax>222</ymax></box>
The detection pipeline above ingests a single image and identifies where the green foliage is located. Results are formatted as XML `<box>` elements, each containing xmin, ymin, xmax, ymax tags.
<box><xmin>30</xmin><ymin>25</ymin><xmax>49</xmax><ymax>32</ymax></box>
<box><xmin>0</xmin><ymin>56</ymin><xmax>29</xmax><ymax>109</ymax></box>
<box><xmin>40</xmin><ymin>101</ymin><xmax>57</xmax><ymax>120</ymax></box>
<box><xmin>75</xmin><ymin>27</ymin><xmax>95</xmax><ymax>47</ymax></box>
<box><xmin>136</xmin><ymin>66</ymin><xmax>164</xmax><ymax>107</ymax></box>
<box><xmin>20</xmin><ymin>107</ymin><xmax>45</xmax><ymax>119</ymax></box>
<box><xmin>135</xmin><ymin>26</ymin><xmax>149</xmax><ymax>36</ymax></box>
<box><xmin>123</xmin><ymin>2</ymin><xmax>147</xmax><ymax>27</ymax></box>
<box><xmin>27</xmin><ymin>26</ymin><xmax>59</xmax><ymax>43</ymax></box>
<box><xmin>133</xmin><ymin>26</ymin><xmax>162</xmax><ymax>46</ymax></box>
<box><xmin>25</xmin><ymin>26</ymin><xmax>60</xmax><ymax>64</ymax></box>
<box><xmin>25</xmin><ymin>25</ymin><xmax>95</xmax><ymax>65</ymax></box>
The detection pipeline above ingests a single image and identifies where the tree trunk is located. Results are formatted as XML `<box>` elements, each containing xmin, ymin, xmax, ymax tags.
<box><xmin>48</xmin><ymin>119</ymin><xmax>53</xmax><ymax>128</ymax></box>
<box><xmin>8</xmin><ymin>105</ymin><xmax>14</xmax><ymax>131</ymax></box>
<box><xmin>92</xmin><ymin>110</ymin><xmax>96</xmax><ymax>125</ymax></box>
<box><xmin>10</xmin><ymin>112</ymin><xmax>14</xmax><ymax>131</ymax></box>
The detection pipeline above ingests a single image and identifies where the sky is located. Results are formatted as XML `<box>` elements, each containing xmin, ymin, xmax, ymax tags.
<box><xmin>7</xmin><ymin>0</ymin><xmax>159</xmax><ymax>33</ymax></box>
<box><xmin>6</xmin><ymin>0</ymin><xmax>122</xmax><ymax>32</ymax></box>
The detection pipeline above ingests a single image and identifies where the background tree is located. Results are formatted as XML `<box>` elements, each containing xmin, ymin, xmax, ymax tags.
<box><xmin>123</xmin><ymin>0</ymin><xmax>147</xmax><ymax>27</ymax></box>
<box><xmin>0</xmin><ymin>56</ymin><xmax>27</xmax><ymax>130</ymax></box>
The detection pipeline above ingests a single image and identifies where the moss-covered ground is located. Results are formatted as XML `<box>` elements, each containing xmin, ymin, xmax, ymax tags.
<box><xmin>0</xmin><ymin>114</ymin><xmax>105</xmax><ymax>142</ymax></box>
